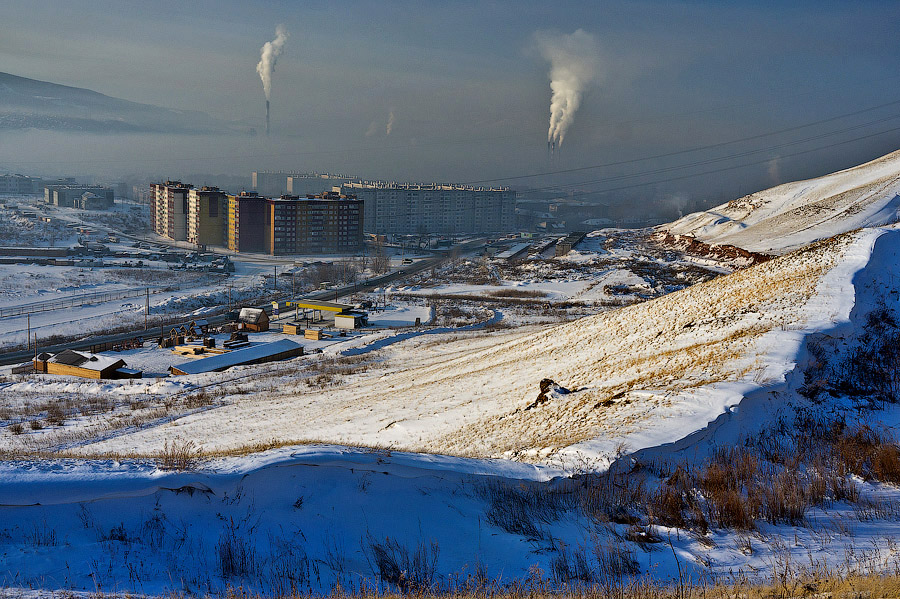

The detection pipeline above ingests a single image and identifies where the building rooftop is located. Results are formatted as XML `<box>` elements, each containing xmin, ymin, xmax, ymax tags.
<box><xmin>170</xmin><ymin>339</ymin><xmax>303</xmax><ymax>375</ymax></box>
<box><xmin>342</xmin><ymin>181</ymin><xmax>509</xmax><ymax>192</ymax></box>
<box><xmin>40</xmin><ymin>349</ymin><xmax>125</xmax><ymax>371</ymax></box>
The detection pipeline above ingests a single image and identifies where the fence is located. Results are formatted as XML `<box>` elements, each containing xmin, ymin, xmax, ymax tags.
<box><xmin>0</xmin><ymin>282</ymin><xmax>206</xmax><ymax>319</ymax></box>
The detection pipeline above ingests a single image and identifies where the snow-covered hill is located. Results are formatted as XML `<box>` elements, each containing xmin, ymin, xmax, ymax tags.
<box><xmin>74</xmin><ymin>227</ymin><xmax>878</xmax><ymax>469</ymax></box>
<box><xmin>7</xmin><ymin>155</ymin><xmax>900</xmax><ymax>595</ymax></box>
<box><xmin>664</xmin><ymin>149</ymin><xmax>900</xmax><ymax>254</ymax></box>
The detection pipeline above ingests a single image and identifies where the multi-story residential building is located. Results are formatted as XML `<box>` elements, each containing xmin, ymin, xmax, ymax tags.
<box><xmin>45</xmin><ymin>185</ymin><xmax>114</xmax><ymax>209</ymax></box>
<box><xmin>286</xmin><ymin>174</ymin><xmax>351</xmax><ymax>197</ymax></box>
<box><xmin>187</xmin><ymin>186</ymin><xmax>227</xmax><ymax>247</ymax></box>
<box><xmin>226</xmin><ymin>191</ymin><xmax>269</xmax><ymax>253</ymax></box>
<box><xmin>268</xmin><ymin>192</ymin><xmax>363</xmax><ymax>255</ymax></box>
<box><xmin>339</xmin><ymin>182</ymin><xmax>515</xmax><ymax>235</ymax></box>
<box><xmin>0</xmin><ymin>174</ymin><xmax>43</xmax><ymax>195</ymax></box>
<box><xmin>150</xmin><ymin>181</ymin><xmax>192</xmax><ymax>240</ymax></box>
<box><xmin>252</xmin><ymin>171</ymin><xmax>351</xmax><ymax>197</ymax></box>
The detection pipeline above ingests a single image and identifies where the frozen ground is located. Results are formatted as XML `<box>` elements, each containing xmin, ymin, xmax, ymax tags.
<box><xmin>4</xmin><ymin>151</ymin><xmax>900</xmax><ymax>595</ymax></box>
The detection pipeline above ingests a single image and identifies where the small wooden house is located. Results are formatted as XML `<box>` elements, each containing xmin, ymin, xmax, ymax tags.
<box><xmin>33</xmin><ymin>350</ymin><xmax>142</xmax><ymax>380</ymax></box>
<box><xmin>238</xmin><ymin>307</ymin><xmax>269</xmax><ymax>332</ymax></box>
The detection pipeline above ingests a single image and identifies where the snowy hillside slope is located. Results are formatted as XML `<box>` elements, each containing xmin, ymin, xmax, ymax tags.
<box><xmin>664</xmin><ymin>149</ymin><xmax>900</xmax><ymax>254</ymax></box>
<box><xmin>78</xmin><ymin>228</ymin><xmax>876</xmax><ymax>467</ymax></box>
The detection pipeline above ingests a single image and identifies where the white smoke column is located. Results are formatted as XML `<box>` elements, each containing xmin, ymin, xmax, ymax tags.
<box><xmin>257</xmin><ymin>24</ymin><xmax>289</xmax><ymax>101</ymax></box>
<box><xmin>537</xmin><ymin>29</ymin><xmax>600</xmax><ymax>148</ymax></box>
<box><xmin>386</xmin><ymin>110</ymin><xmax>395</xmax><ymax>136</ymax></box>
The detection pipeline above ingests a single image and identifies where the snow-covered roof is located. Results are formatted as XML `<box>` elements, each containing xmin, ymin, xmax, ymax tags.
<box><xmin>238</xmin><ymin>307</ymin><xmax>267</xmax><ymax>323</ymax></box>
<box><xmin>44</xmin><ymin>349</ymin><xmax>125</xmax><ymax>371</ymax></box>
<box><xmin>494</xmin><ymin>243</ymin><xmax>532</xmax><ymax>260</ymax></box>
<box><xmin>170</xmin><ymin>339</ymin><xmax>302</xmax><ymax>375</ymax></box>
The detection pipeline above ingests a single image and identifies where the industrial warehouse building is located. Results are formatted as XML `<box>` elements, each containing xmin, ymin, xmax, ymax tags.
<box><xmin>169</xmin><ymin>339</ymin><xmax>303</xmax><ymax>375</ymax></box>
<box><xmin>340</xmin><ymin>181</ymin><xmax>516</xmax><ymax>235</ymax></box>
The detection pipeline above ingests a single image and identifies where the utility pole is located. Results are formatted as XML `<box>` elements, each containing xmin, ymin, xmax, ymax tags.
<box><xmin>26</xmin><ymin>313</ymin><xmax>30</xmax><ymax>352</ymax></box>
<box><xmin>274</xmin><ymin>266</ymin><xmax>277</xmax><ymax>293</ymax></box>
<box><xmin>145</xmin><ymin>287</ymin><xmax>149</xmax><ymax>331</ymax></box>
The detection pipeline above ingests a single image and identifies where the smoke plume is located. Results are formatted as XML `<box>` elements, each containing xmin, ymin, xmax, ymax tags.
<box><xmin>386</xmin><ymin>110</ymin><xmax>395</xmax><ymax>136</ymax></box>
<box><xmin>537</xmin><ymin>29</ymin><xmax>600</xmax><ymax>148</ymax></box>
<box><xmin>257</xmin><ymin>24</ymin><xmax>289</xmax><ymax>101</ymax></box>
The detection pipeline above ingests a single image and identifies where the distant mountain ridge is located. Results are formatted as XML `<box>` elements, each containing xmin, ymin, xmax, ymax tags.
<box><xmin>0</xmin><ymin>71</ymin><xmax>240</xmax><ymax>134</ymax></box>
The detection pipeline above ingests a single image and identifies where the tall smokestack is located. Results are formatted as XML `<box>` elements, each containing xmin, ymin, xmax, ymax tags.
<box><xmin>257</xmin><ymin>25</ymin><xmax>289</xmax><ymax>136</ymax></box>
<box><xmin>536</xmin><ymin>29</ymin><xmax>600</xmax><ymax>150</ymax></box>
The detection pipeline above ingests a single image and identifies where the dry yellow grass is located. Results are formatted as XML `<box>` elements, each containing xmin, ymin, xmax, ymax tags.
<box><xmin>58</xmin><ymin>232</ymin><xmax>853</xmax><ymax>462</ymax></box>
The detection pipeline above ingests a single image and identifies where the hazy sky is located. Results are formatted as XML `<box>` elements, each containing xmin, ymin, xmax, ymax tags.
<box><xmin>2</xmin><ymin>0</ymin><xmax>900</xmax><ymax>205</ymax></box>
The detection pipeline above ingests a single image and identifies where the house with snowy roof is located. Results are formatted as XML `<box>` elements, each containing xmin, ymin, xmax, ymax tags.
<box><xmin>33</xmin><ymin>350</ymin><xmax>142</xmax><ymax>379</ymax></box>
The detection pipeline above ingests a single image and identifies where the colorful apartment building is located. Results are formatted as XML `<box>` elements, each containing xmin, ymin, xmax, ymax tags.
<box><xmin>150</xmin><ymin>181</ymin><xmax>192</xmax><ymax>241</ymax></box>
<box><xmin>188</xmin><ymin>186</ymin><xmax>227</xmax><ymax>247</ymax></box>
<box><xmin>268</xmin><ymin>192</ymin><xmax>363</xmax><ymax>255</ymax></box>
<box><xmin>226</xmin><ymin>191</ymin><xmax>269</xmax><ymax>253</ymax></box>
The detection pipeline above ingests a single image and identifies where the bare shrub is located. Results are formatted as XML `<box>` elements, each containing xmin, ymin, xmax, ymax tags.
<box><xmin>217</xmin><ymin>519</ymin><xmax>258</xmax><ymax>578</ymax></box>
<box><xmin>480</xmin><ymin>480</ymin><xmax>573</xmax><ymax>540</ymax></box>
<box><xmin>26</xmin><ymin>522</ymin><xmax>58</xmax><ymax>547</ymax></box>
<box><xmin>8</xmin><ymin>422</ymin><xmax>24</xmax><ymax>435</ymax></box>
<box><xmin>550</xmin><ymin>544</ymin><xmax>594</xmax><ymax>585</ymax></box>
<box><xmin>156</xmin><ymin>439</ymin><xmax>203</xmax><ymax>471</ymax></box>
<box><xmin>44</xmin><ymin>402</ymin><xmax>66</xmax><ymax>426</ymax></box>
<box><xmin>363</xmin><ymin>533</ymin><xmax>439</xmax><ymax>593</ymax></box>
<box><xmin>267</xmin><ymin>536</ymin><xmax>312</xmax><ymax>596</ymax></box>
<box><xmin>593</xmin><ymin>538</ymin><xmax>640</xmax><ymax>580</ymax></box>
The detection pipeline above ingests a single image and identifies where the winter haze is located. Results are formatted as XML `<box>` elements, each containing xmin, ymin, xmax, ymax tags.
<box><xmin>1</xmin><ymin>0</ymin><xmax>899</xmax><ymax>206</ymax></box>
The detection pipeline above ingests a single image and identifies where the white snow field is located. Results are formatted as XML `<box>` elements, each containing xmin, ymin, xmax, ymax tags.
<box><xmin>4</xmin><ymin>150</ymin><xmax>900</xmax><ymax>596</ymax></box>
<box><xmin>665</xmin><ymin>148</ymin><xmax>900</xmax><ymax>254</ymax></box>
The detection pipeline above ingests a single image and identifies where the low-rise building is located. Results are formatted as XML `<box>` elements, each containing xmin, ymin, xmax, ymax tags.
<box><xmin>238</xmin><ymin>307</ymin><xmax>270</xmax><ymax>332</ymax></box>
<box><xmin>33</xmin><ymin>350</ymin><xmax>142</xmax><ymax>379</ymax></box>
<box><xmin>45</xmin><ymin>184</ymin><xmax>114</xmax><ymax>209</ymax></box>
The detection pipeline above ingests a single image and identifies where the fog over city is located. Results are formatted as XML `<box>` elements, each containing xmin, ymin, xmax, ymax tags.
<box><xmin>2</xmin><ymin>0</ymin><xmax>900</xmax><ymax>210</ymax></box>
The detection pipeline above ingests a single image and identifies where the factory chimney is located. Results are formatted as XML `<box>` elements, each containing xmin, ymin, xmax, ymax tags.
<box><xmin>266</xmin><ymin>100</ymin><xmax>270</xmax><ymax>136</ymax></box>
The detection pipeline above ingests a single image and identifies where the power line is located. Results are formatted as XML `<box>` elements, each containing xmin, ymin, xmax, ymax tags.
<box><xmin>464</xmin><ymin>98</ymin><xmax>900</xmax><ymax>185</ymax></box>
<box><xmin>517</xmin><ymin>125</ymin><xmax>900</xmax><ymax>199</ymax></box>
<box><xmin>516</xmin><ymin>112</ymin><xmax>900</xmax><ymax>193</ymax></box>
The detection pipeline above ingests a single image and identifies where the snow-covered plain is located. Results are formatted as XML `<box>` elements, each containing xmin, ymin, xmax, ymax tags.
<box><xmin>5</xmin><ymin>150</ymin><xmax>900</xmax><ymax>596</ymax></box>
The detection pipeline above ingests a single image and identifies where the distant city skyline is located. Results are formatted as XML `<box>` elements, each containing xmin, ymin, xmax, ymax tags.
<box><xmin>2</xmin><ymin>0</ymin><xmax>900</xmax><ymax>208</ymax></box>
